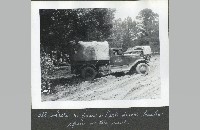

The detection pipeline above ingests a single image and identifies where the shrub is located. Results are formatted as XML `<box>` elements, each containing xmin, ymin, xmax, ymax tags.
<box><xmin>40</xmin><ymin>51</ymin><xmax>54</xmax><ymax>93</ymax></box>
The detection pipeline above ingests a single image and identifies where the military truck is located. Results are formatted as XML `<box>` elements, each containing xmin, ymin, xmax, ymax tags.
<box><xmin>69</xmin><ymin>41</ymin><xmax>151</xmax><ymax>80</ymax></box>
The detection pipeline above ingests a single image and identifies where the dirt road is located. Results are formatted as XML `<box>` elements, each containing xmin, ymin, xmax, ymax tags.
<box><xmin>42</xmin><ymin>55</ymin><xmax>161</xmax><ymax>101</ymax></box>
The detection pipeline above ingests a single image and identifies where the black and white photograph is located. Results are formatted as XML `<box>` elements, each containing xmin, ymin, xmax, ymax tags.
<box><xmin>31</xmin><ymin>1</ymin><xmax>169</xmax><ymax>109</ymax></box>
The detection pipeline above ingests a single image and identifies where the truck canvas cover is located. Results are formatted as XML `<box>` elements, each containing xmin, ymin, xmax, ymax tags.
<box><xmin>72</xmin><ymin>41</ymin><xmax>110</xmax><ymax>61</ymax></box>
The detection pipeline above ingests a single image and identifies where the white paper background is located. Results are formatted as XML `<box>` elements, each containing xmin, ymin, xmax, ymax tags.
<box><xmin>31</xmin><ymin>0</ymin><xmax>169</xmax><ymax>109</ymax></box>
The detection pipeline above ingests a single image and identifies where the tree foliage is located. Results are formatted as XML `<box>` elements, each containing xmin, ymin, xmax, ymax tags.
<box><xmin>110</xmin><ymin>17</ymin><xmax>137</xmax><ymax>51</ymax></box>
<box><xmin>110</xmin><ymin>9</ymin><xmax>159</xmax><ymax>52</ymax></box>
<box><xmin>135</xmin><ymin>9</ymin><xmax>159</xmax><ymax>51</ymax></box>
<box><xmin>40</xmin><ymin>9</ymin><xmax>115</xmax><ymax>55</ymax></box>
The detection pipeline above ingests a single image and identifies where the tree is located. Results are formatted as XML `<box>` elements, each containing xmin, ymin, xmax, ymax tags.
<box><xmin>40</xmin><ymin>9</ymin><xmax>116</xmax><ymax>56</ymax></box>
<box><xmin>135</xmin><ymin>8</ymin><xmax>160</xmax><ymax>52</ymax></box>
<box><xmin>121</xmin><ymin>17</ymin><xmax>137</xmax><ymax>51</ymax></box>
<box><xmin>109</xmin><ymin>18</ymin><xmax>123</xmax><ymax>48</ymax></box>
<box><xmin>111</xmin><ymin>17</ymin><xmax>137</xmax><ymax>51</ymax></box>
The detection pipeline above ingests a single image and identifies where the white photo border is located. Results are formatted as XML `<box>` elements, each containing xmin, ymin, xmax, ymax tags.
<box><xmin>31</xmin><ymin>0</ymin><xmax>169</xmax><ymax>109</ymax></box>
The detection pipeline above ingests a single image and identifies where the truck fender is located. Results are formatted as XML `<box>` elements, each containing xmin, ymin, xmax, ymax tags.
<box><xmin>80</xmin><ymin>64</ymin><xmax>97</xmax><ymax>71</ymax></box>
<box><xmin>128</xmin><ymin>59</ymin><xmax>148</xmax><ymax>70</ymax></box>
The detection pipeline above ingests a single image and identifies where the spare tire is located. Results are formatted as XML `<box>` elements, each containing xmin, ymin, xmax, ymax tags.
<box><xmin>81</xmin><ymin>66</ymin><xmax>97</xmax><ymax>81</ymax></box>
<box><xmin>136</xmin><ymin>63</ymin><xmax>149</xmax><ymax>75</ymax></box>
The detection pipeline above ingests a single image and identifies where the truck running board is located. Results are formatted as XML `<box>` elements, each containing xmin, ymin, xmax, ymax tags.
<box><xmin>110</xmin><ymin>65</ymin><xmax>130</xmax><ymax>73</ymax></box>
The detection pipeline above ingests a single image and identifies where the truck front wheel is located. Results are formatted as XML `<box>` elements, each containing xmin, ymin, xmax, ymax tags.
<box><xmin>136</xmin><ymin>63</ymin><xmax>149</xmax><ymax>75</ymax></box>
<box><xmin>81</xmin><ymin>67</ymin><xmax>97</xmax><ymax>81</ymax></box>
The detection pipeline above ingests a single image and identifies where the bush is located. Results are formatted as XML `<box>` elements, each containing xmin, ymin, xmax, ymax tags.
<box><xmin>40</xmin><ymin>51</ymin><xmax>54</xmax><ymax>93</ymax></box>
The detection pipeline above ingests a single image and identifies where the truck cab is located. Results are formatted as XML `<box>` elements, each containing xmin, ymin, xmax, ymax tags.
<box><xmin>109</xmin><ymin>48</ymin><xmax>149</xmax><ymax>74</ymax></box>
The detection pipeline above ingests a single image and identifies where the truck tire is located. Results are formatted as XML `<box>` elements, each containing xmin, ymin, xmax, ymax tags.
<box><xmin>136</xmin><ymin>63</ymin><xmax>149</xmax><ymax>75</ymax></box>
<box><xmin>81</xmin><ymin>67</ymin><xmax>97</xmax><ymax>81</ymax></box>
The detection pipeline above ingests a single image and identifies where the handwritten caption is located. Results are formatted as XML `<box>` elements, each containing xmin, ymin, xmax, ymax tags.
<box><xmin>36</xmin><ymin>109</ymin><xmax>164</xmax><ymax>128</ymax></box>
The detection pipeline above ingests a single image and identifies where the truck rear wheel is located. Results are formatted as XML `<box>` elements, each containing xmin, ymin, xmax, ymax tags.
<box><xmin>136</xmin><ymin>63</ymin><xmax>149</xmax><ymax>75</ymax></box>
<box><xmin>81</xmin><ymin>67</ymin><xmax>97</xmax><ymax>81</ymax></box>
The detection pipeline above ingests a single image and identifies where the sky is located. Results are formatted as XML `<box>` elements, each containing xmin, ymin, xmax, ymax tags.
<box><xmin>113</xmin><ymin>1</ymin><xmax>162</xmax><ymax>20</ymax></box>
<box><xmin>32</xmin><ymin>1</ymin><xmax>166</xmax><ymax>21</ymax></box>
